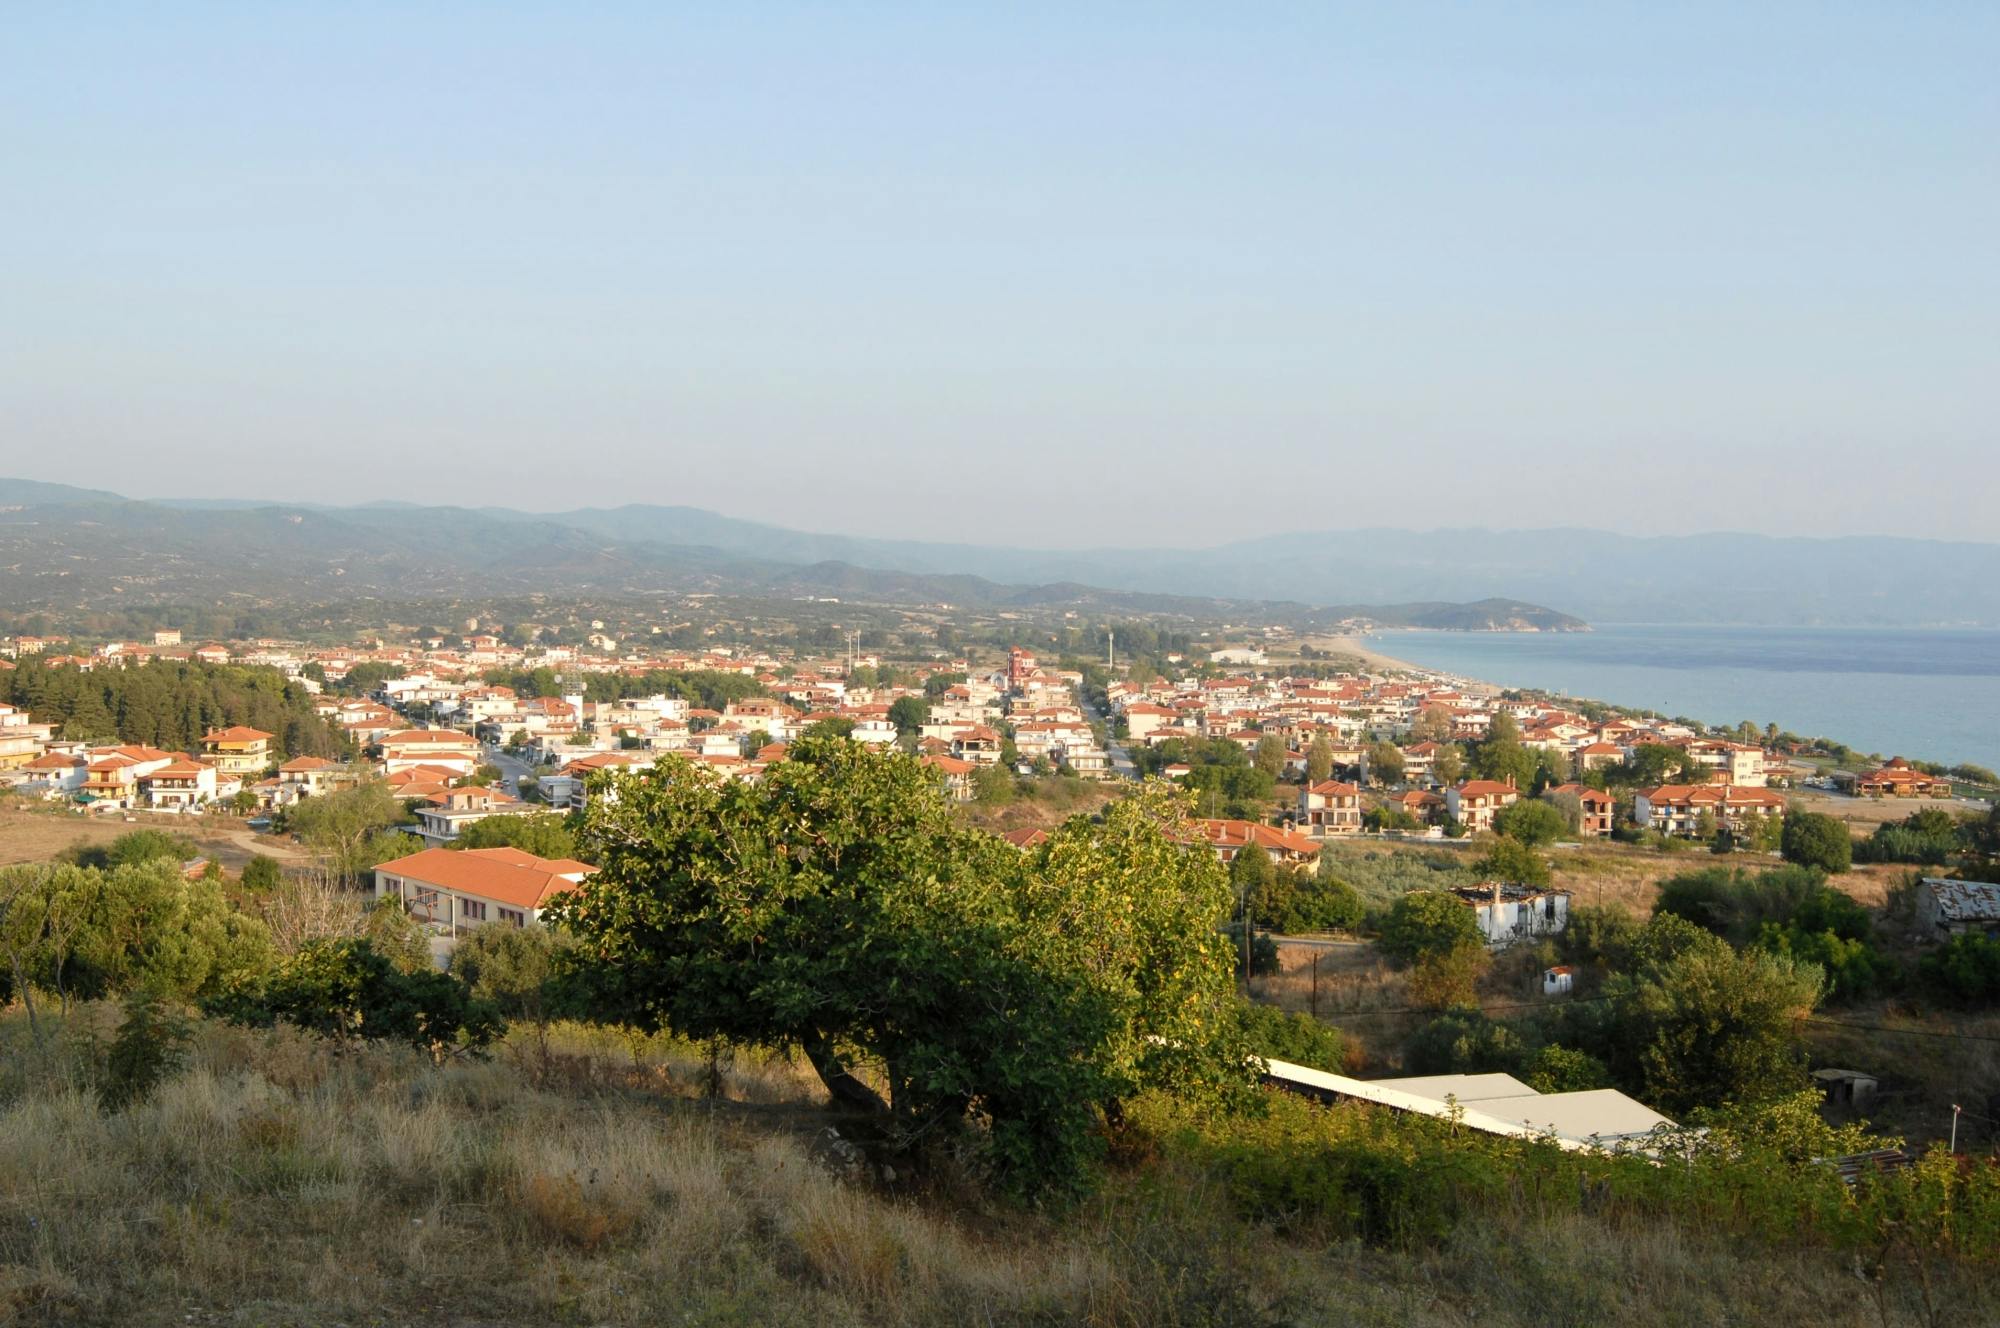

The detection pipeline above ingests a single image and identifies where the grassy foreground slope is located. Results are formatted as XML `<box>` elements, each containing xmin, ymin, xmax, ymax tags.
<box><xmin>0</xmin><ymin>1008</ymin><xmax>1994</xmax><ymax>1328</ymax></box>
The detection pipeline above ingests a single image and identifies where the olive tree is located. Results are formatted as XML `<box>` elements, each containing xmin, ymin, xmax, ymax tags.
<box><xmin>548</xmin><ymin>737</ymin><xmax>1249</xmax><ymax>1193</ymax></box>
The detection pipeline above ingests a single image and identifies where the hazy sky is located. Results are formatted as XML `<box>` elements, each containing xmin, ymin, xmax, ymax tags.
<box><xmin>4</xmin><ymin>4</ymin><xmax>1995</xmax><ymax>545</ymax></box>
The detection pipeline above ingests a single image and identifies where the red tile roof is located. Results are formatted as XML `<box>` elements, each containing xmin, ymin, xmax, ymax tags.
<box><xmin>374</xmin><ymin>846</ymin><xmax>595</xmax><ymax>910</ymax></box>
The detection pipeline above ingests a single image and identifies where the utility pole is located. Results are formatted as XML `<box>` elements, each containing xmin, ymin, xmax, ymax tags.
<box><xmin>1951</xmin><ymin>1103</ymin><xmax>1962</xmax><ymax>1154</ymax></box>
<box><xmin>1107</xmin><ymin>629</ymin><xmax>1115</xmax><ymax>673</ymax></box>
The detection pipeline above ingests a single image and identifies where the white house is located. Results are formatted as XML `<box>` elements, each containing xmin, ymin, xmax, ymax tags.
<box><xmin>413</xmin><ymin>785</ymin><xmax>532</xmax><ymax>846</ymax></box>
<box><xmin>377</xmin><ymin>728</ymin><xmax>481</xmax><ymax>778</ymax></box>
<box><xmin>373</xmin><ymin>846</ymin><xmax>595</xmax><ymax>951</ymax></box>
<box><xmin>1458</xmin><ymin>884</ymin><xmax>1570</xmax><ymax>947</ymax></box>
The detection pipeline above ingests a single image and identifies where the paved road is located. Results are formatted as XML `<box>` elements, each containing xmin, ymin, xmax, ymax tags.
<box><xmin>482</xmin><ymin>743</ymin><xmax>542</xmax><ymax>798</ymax></box>
<box><xmin>1075</xmin><ymin>689</ymin><xmax>1140</xmax><ymax>779</ymax></box>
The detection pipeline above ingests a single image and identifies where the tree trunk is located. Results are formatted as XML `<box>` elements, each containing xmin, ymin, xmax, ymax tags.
<box><xmin>9</xmin><ymin>954</ymin><xmax>42</xmax><ymax>1047</ymax></box>
<box><xmin>802</xmin><ymin>1030</ymin><xmax>890</xmax><ymax>1116</ymax></box>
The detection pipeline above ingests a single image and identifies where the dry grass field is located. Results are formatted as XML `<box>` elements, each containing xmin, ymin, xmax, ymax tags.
<box><xmin>1788</xmin><ymin>788</ymin><xmax>1986</xmax><ymax>831</ymax></box>
<box><xmin>0</xmin><ymin>803</ymin><xmax>304</xmax><ymax>871</ymax></box>
<box><xmin>2</xmin><ymin>1005</ymin><xmax>1993</xmax><ymax>1328</ymax></box>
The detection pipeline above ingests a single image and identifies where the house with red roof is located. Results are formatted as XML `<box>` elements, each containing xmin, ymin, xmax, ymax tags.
<box><xmin>1547</xmin><ymin>783</ymin><xmax>1617</xmax><ymax>837</ymax></box>
<box><xmin>1633</xmin><ymin>784</ymin><xmax>1787</xmax><ymax>837</ymax></box>
<box><xmin>921</xmin><ymin>753</ymin><xmax>978</xmax><ymax>801</ymax></box>
<box><xmin>200</xmin><ymin>726</ymin><xmax>275</xmax><ymax>777</ymax></box>
<box><xmin>139</xmin><ymin>758</ymin><xmax>219</xmax><ymax>810</ymax></box>
<box><xmin>413</xmin><ymin>785</ymin><xmax>531</xmax><ymax>846</ymax></box>
<box><xmin>1195</xmin><ymin>819</ymin><xmax>1321</xmax><ymax>866</ymax></box>
<box><xmin>1846</xmin><ymin>759</ymin><xmax>1953</xmax><ymax>799</ymax></box>
<box><xmin>373</xmin><ymin>846</ymin><xmax>596</xmax><ymax>946</ymax></box>
<box><xmin>276</xmin><ymin>755</ymin><xmax>354</xmax><ymax>802</ymax></box>
<box><xmin>376</xmin><ymin>728</ymin><xmax>480</xmax><ymax>778</ymax></box>
<box><xmin>1297</xmin><ymin>780</ymin><xmax>1362</xmax><ymax>839</ymax></box>
<box><xmin>1445</xmin><ymin>779</ymin><xmax>1519</xmax><ymax>833</ymax></box>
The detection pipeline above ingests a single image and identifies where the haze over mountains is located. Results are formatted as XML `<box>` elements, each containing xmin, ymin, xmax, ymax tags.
<box><xmin>3</xmin><ymin>478</ymin><xmax>1995</xmax><ymax>628</ymax></box>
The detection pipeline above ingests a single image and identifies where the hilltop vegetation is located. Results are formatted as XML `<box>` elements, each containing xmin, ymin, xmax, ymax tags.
<box><xmin>0</xmin><ymin>1005</ymin><xmax>1995</xmax><ymax>1327</ymax></box>
<box><xmin>2</xmin><ymin>745</ymin><xmax>1998</xmax><ymax>1324</ymax></box>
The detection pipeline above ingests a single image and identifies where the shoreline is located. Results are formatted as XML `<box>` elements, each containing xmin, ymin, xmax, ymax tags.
<box><xmin>1317</xmin><ymin>627</ymin><xmax>1997</xmax><ymax>775</ymax></box>
<box><xmin>1310</xmin><ymin>634</ymin><xmax>1499</xmax><ymax>694</ymax></box>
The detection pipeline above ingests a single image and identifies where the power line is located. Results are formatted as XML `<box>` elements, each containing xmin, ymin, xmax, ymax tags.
<box><xmin>1292</xmin><ymin>1006</ymin><xmax>2000</xmax><ymax>1046</ymax></box>
<box><xmin>1803</xmin><ymin>1015</ymin><xmax>2000</xmax><ymax>1045</ymax></box>
<box><xmin>1299</xmin><ymin>995</ymin><xmax>1617</xmax><ymax>1022</ymax></box>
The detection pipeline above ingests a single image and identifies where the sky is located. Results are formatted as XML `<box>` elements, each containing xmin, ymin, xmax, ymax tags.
<box><xmin>3</xmin><ymin>3</ymin><xmax>1996</xmax><ymax>546</ymax></box>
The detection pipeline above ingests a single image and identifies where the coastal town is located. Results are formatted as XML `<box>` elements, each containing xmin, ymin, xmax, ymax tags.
<box><xmin>4</xmin><ymin>624</ymin><xmax>1977</xmax><ymax>838</ymax></box>
<box><xmin>9</xmin><ymin>5</ymin><xmax>1999</xmax><ymax>1319</ymax></box>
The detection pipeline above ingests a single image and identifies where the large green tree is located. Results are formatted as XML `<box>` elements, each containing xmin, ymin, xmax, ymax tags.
<box><xmin>1378</xmin><ymin>890</ymin><xmax>1484</xmax><ymax>963</ymax></box>
<box><xmin>454</xmin><ymin>813</ymin><xmax>579</xmax><ymax>860</ymax></box>
<box><xmin>1781</xmin><ymin>811</ymin><xmax>1853</xmax><ymax>874</ymax></box>
<box><xmin>286</xmin><ymin>780</ymin><xmax>411</xmax><ymax>884</ymax></box>
<box><xmin>0</xmin><ymin>859</ymin><xmax>274</xmax><ymax>1009</ymax></box>
<box><xmin>1493</xmin><ymin>798</ymin><xmax>1568</xmax><ymax>847</ymax></box>
<box><xmin>1305</xmin><ymin>735</ymin><xmax>1336</xmax><ymax>783</ymax></box>
<box><xmin>549</xmin><ymin>738</ymin><xmax>1249</xmax><ymax>1192</ymax></box>
<box><xmin>1475</xmin><ymin>836</ymin><xmax>1551</xmax><ymax>888</ymax></box>
<box><xmin>1609</xmin><ymin>937</ymin><xmax>1823</xmax><ymax>1114</ymax></box>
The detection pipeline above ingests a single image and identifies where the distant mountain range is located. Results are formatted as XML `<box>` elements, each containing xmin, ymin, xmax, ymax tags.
<box><xmin>0</xmin><ymin>479</ymin><xmax>1580</xmax><ymax>632</ymax></box>
<box><xmin>7</xmin><ymin>477</ymin><xmax>1994</xmax><ymax>627</ymax></box>
<box><xmin>492</xmin><ymin>504</ymin><xmax>2000</xmax><ymax>628</ymax></box>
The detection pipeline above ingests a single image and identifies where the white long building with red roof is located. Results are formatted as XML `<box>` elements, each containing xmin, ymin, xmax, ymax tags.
<box><xmin>373</xmin><ymin>846</ymin><xmax>595</xmax><ymax>943</ymax></box>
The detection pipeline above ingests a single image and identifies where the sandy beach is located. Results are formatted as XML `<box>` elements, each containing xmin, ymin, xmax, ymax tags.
<box><xmin>1308</xmin><ymin>634</ymin><xmax>1501</xmax><ymax>693</ymax></box>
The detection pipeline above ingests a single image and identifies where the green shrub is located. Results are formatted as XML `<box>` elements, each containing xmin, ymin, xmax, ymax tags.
<box><xmin>1921</xmin><ymin>934</ymin><xmax>2000</xmax><ymax>1002</ymax></box>
<box><xmin>1236</xmin><ymin>1001</ymin><xmax>1345</xmax><ymax>1070</ymax></box>
<box><xmin>1523</xmin><ymin>1044</ymin><xmax>1611</xmax><ymax>1093</ymax></box>
<box><xmin>239</xmin><ymin>855</ymin><xmax>283</xmax><ymax>892</ymax></box>
<box><xmin>1782</xmin><ymin>811</ymin><xmax>1853</xmax><ymax>874</ymax></box>
<box><xmin>1378</xmin><ymin>891</ymin><xmax>1483</xmax><ymax>963</ymax></box>
<box><xmin>1403</xmin><ymin>1012</ymin><xmax>1526</xmax><ymax>1076</ymax></box>
<box><xmin>99</xmin><ymin>988</ymin><xmax>192</xmax><ymax>1112</ymax></box>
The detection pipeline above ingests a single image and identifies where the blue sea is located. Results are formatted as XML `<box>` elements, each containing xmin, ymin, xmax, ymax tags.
<box><xmin>1370</xmin><ymin>625</ymin><xmax>2000</xmax><ymax>771</ymax></box>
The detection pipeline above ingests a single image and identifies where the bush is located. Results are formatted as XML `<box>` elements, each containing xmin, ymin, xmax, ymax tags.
<box><xmin>1523</xmin><ymin>1044</ymin><xmax>1611</xmax><ymax>1093</ymax></box>
<box><xmin>1378</xmin><ymin>891</ymin><xmax>1483</xmax><ymax>964</ymax></box>
<box><xmin>1653</xmin><ymin>864</ymin><xmax>1841</xmax><ymax>948</ymax></box>
<box><xmin>1557</xmin><ymin>905</ymin><xmax>1642</xmax><ymax>970</ymax></box>
<box><xmin>1473</xmin><ymin>836</ymin><xmax>1549</xmax><ymax>888</ymax></box>
<box><xmin>1921</xmin><ymin>934</ymin><xmax>2000</xmax><ymax>1003</ymax></box>
<box><xmin>1782</xmin><ymin>811</ymin><xmax>1853</xmax><ymax>874</ymax></box>
<box><xmin>208</xmin><ymin>938</ymin><xmax>501</xmax><ymax>1058</ymax></box>
<box><xmin>1403</xmin><ymin>1011</ymin><xmax>1526</xmax><ymax>1075</ymax></box>
<box><xmin>1405</xmin><ymin>945</ymin><xmax>1489</xmax><ymax>1011</ymax></box>
<box><xmin>454</xmin><ymin>813</ymin><xmax>578</xmax><ymax>859</ymax></box>
<box><xmin>240</xmin><ymin>855</ymin><xmax>283</xmax><ymax>893</ymax></box>
<box><xmin>1251</xmin><ymin>869</ymin><xmax>1365</xmax><ymax>934</ymax></box>
<box><xmin>1856</xmin><ymin>809</ymin><xmax>1965</xmax><ymax>866</ymax></box>
<box><xmin>1236</xmin><ymin>1001</ymin><xmax>1346</xmax><ymax>1070</ymax></box>
<box><xmin>1222</xmin><ymin>923</ymin><xmax>1282</xmax><ymax>977</ymax></box>
<box><xmin>1492</xmin><ymin>799</ymin><xmax>1567</xmax><ymax>847</ymax></box>
<box><xmin>98</xmin><ymin>988</ymin><xmax>193</xmax><ymax>1112</ymax></box>
<box><xmin>65</xmin><ymin>829</ymin><xmax>197</xmax><ymax>870</ymax></box>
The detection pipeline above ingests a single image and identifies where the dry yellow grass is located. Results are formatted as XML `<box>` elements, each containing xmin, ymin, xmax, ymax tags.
<box><xmin>0</xmin><ymin>803</ymin><xmax>302</xmax><ymax>870</ymax></box>
<box><xmin>0</xmin><ymin>1004</ymin><xmax>1991</xmax><ymax>1327</ymax></box>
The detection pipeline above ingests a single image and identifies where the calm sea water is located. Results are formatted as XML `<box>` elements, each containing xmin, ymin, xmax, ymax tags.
<box><xmin>1371</xmin><ymin>625</ymin><xmax>2000</xmax><ymax>771</ymax></box>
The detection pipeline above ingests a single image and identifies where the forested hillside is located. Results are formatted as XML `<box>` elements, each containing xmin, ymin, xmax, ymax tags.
<box><xmin>0</xmin><ymin>658</ymin><xmax>351</xmax><ymax>759</ymax></box>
